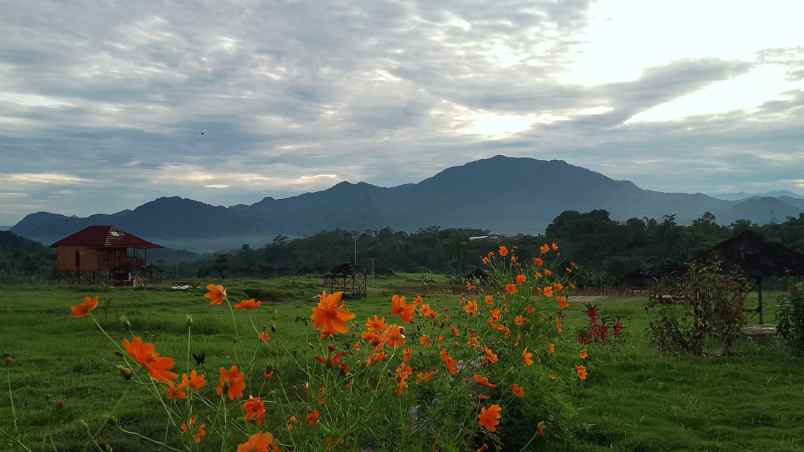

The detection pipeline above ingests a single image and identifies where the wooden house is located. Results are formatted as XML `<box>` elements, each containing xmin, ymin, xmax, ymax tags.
<box><xmin>52</xmin><ymin>225</ymin><xmax>162</xmax><ymax>285</ymax></box>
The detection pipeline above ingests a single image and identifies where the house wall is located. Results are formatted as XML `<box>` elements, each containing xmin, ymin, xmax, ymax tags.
<box><xmin>56</xmin><ymin>246</ymin><xmax>100</xmax><ymax>272</ymax></box>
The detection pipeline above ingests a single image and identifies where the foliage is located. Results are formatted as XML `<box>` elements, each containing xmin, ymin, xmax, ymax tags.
<box><xmin>777</xmin><ymin>281</ymin><xmax>804</xmax><ymax>354</ymax></box>
<box><xmin>575</xmin><ymin>304</ymin><xmax>625</xmax><ymax>346</ymax></box>
<box><xmin>647</xmin><ymin>261</ymin><xmax>750</xmax><ymax>356</ymax></box>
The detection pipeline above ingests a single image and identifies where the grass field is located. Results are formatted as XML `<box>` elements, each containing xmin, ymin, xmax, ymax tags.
<box><xmin>1</xmin><ymin>275</ymin><xmax>803</xmax><ymax>451</ymax></box>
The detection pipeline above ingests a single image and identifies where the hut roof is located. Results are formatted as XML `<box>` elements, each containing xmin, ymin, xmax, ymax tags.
<box><xmin>694</xmin><ymin>230</ymin><xmax>804</xmax><ymax>278</ymax></box>
<box><xmin>51</xmin><ymin>226</ymin><xmax>162</xmax><ymax>249</ymax></box>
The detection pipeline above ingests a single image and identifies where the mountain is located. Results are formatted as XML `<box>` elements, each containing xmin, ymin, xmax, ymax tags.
<box><xmin>711</xmin><ymin>190</ymin><xmax>804</xmax><ymax>201</ymax></box>
<box><xmin>12</xmin><ymin>156</ymin><xmax>804</xmax><ymax>251</ymax></box>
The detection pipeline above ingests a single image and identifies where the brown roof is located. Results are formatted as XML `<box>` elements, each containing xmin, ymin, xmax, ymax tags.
<box><xmin>51</xmin><ymin>225</ymin><xmax>162</xmax><ymax>249</ymax></box>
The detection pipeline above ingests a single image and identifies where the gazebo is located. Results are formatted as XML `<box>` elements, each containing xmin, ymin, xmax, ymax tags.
<box><xmin>52</xmin><ymin>225</ymin><xmax>162</xmax><ymax>286</ymax></box>
<box><xmin>694</xmin><ymin>231</ymin><xmax>804</xmax><ymax>323</ymax></box>
<box><xmin>322</xmin><ymin>263</ymin><xmax>367</xmax><ymax>299</ymax></box>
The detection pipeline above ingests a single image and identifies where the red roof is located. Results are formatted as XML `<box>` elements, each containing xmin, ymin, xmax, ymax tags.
<box><xmin>51</xmin><ymin>226</ymin><xmax>162</xmax><ymax>249</ymax></box>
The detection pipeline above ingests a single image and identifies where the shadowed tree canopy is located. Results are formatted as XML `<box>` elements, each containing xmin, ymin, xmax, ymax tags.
<box><xmin>694</xmin><ymin>230</ymin><xmax>804</xmax><ymax>279</ymax></box>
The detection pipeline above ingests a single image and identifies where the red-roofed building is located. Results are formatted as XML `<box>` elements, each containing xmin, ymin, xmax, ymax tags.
<box><xmin>52</xmin><ymin>226</ymin><xmax>162</xmax><ymax>285</ymax></box>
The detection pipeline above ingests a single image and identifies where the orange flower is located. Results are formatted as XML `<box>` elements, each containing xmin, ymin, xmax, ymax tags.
<box><xmin>216</xmin><ymin>365</ymin><xmax>246</xmax><ymax>400</ymax></box>
<box><xmin>367</xmin><ymin>350</ymin><xmax>386</xmax><ymax>366</ymax></box>
<box><xmin>440</xmin><ymin>350</ymin><xmax>459</xmax><ymax>375</ymax></box>
<box><xmin>483</xmin><ymin>295</ymin><xmax>494</xmax><ymax>305</ymax></box>
<box><xmin>504</xmin><ymin>283</ymin><xmax>517</xmax><ymax>295</ymax></box>
<box><xmin>419</xmin><ymin>335</ymin><xmax>432</xmax><ymax>347</ymax></box>
<box><xmin>235</xmin><ymin>299</ymin><xmax>262</xmax><ymax>310</ymax></box>
<box><xmin>418</xmin><ymin>303</ymin><xmax>438</xmax><ymax>319</ymax></box>
<box><xmin>553</xmin><ymin>281</ymin><xmax>564</xmax><ymax>292</ymax></box>
<box><xmin>467</xmin><ymin>331</ymin><xmax>481</xmax><ymax>348</ymax></box>
<box><xmin>579</xmin><ymin>350</ymin><xmax>589</xmax><ymax>360</ymax></box>
<box><xmin>194</xmin><ymin>423</ymin><xmax>206</xmax><ymax>444</ymax></box>
<box><xmin>533</xmin><ymin>257</ymin><xmax>544</xmax><ymax>267</ymax></box>
<box><xmin>416</xmin><ymin>370</ymin><xmax>436</xmax><ymax>383</ymax></box>
<box><xmin>70</xmin><ymin>296</ymin><xmax>99</xmax><ymax>318</ymax></box>
<box><xmin>489</xmin><ymin>308</ymin><xmax>502</xmax><ymax>322</ymax></box>
<box><xmin>544</xmin><ymin>269</ymin><xmax>553</xmax><ymax>277</ymax></box>
<box><xmin>395</xmin><ymin>362</ymin><xmax>414</xmax><ymax>395</ymax></box>
<box><xmin>204</xmin><ymin>284</ymin><xmax>226</xmax><ymax>305</ymax></box>
<box><xmin>555</xmin><ymin>317</ymin><xmax>563</xmax><ymax>335</ymax></box>
<box><xmin>450</xmin><ymin>325</ymin><xmax>461</xmax><ymax>337</ymax></box>
<box><xmin>539</xmin><ymin>243</ymin><xmax>550</xmax><ymax>255</ymax></box>
<box><xmin>551</xmin><ymin>241</ymin><xmax>559</xmax><ymax>252</ymax></box>
<box><xmin>498</xmin><ymin>245</ymin><xmax>509</xmax><ymax>257</ymax></box>
<box><xmin>576</xmin><ymin>364</ymin><xmax>588</xmax><ymax>381</ymax></box>
<box><xmin>391</xmin><ymin>295</ymin><xmax>416</xmax><ymax>323</ymax></box>
<box><xmin>167</xmin><ymin>378</ymin><xmax>188</xmax><ymax>400</ymax></box>
<box><xmin>414</xmin><ymin>295</ymin><xmax>424</xmax><ymax>306</ymax></box>
<box><xmin>243</xmin><ymin>396</ymin><xmax>266</xmax><ymax>426</ymax></box>
<box><xmin>556</xmin><ymin>296</ymin><xmax>569</xmax><ymax>309</ymax></box>
<box><xmin>482</xmin><ymin>256</ymin><xmax>490</xmax><ymax>266</ymax></box>
<box><xmin>542</xmin><ymin>286</ymin><xmax>554</xmax><ymax>298</ymax></box>
<box><xmin>482</xmin><ymin>346</ymin><xmax>498</xmax><ymax>365</ymax></box>
<box><xmin>306</xmin><ymin>409</ymin><xmax>321</xmax><ymax>426</ymax></box>
<box><xmin>514</xmin><ymin>315</ymin><xmax>527</xmax><ymax>326</ymax></box>
<box><xmin>122</xmin><ymin>336</ymin><xmax>177</xmax><ymax>384</ymax></box>
<box><xmin>463</xmin><ymin>299</ymin><xmax>478</xmax><ymax>316</ymax></box>
<box><xmin>237</xmin><ymin>432</ymin><xmax>281</xmax><ymax>452</ymax></box>
<box><xmin>366</xmin><ymin>315</ymin><xmax>386</xmax><ymax>332</ymax></box>
<box><xmin>525</xmin><ymin>305</ymin><xmax>535</xmax><ymax>314</ymax></box>
<box><xmin>521</xmin><ymin>347</ymin><xmax>534</xmax><ymax>366</ymax></box>
<box><xmin>263</xmin><ymin>368</ymin><xmax>274</xmax><ymax>381</ymax></box>
<box><xmin>515</xmin><ymin>274</ymin><xmax>527</xmax><ymax>284</ymax></box>
<box><xmin>185</xmin><ymin>370</ymin><xmax>205</xmax><ymax>390</ymax></box>
<box><xmin>511</xmin><ymin>383</ymin><xmax>525</xmax><ymax>397</ymax></box>
<box><xmin>311</xmin><ymin>292</ymin><xmax>355</xmax><ymax>338</ymax></box>
<box><xmin>472</xmin><ymin>374</ymin><xmax>497</xmax><ymax>388</ymax></box>
<box><xmin>478</xmin><ymin>404</ymin><xmax>502</xmax><ymax>432</ymax></box>
<box><xmin>547</xmin><ymin>343</ymin><xmax>556</xmax><ymax>354</ymax></box>
<box><xmin>258</xmin><ymin>330</ymin><xmax>271</xmax><ymax>344</ymax></box>
<box><xmin>382</xmin><ymin>324</ymin><xmax>406</xmax><ymax>349</ymax></box>
<box><xmin>402</xmin><ymin>347</ymin><xmax>413</xmax><ymax>363</ymax></box>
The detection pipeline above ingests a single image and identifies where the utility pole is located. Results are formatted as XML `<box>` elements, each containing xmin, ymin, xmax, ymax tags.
<box><xmin>353</xmin><ymin>233</ymin><xmax>359</xmax><ymax>266</ymax></box>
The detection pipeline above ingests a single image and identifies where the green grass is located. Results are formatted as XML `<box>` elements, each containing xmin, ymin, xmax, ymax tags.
<box><xmin>1</xmin><ymin>276</ymin><xmax>803</xmax><ymax>451</ymax></box>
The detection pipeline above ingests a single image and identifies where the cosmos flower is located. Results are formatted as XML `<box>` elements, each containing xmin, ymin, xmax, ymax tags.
<box><xmin>478</xmin><ymin>404</ymin><xmax>502</xmax><ymax>432</ymax></box>
<box><xmin>311</xmin><ymin>292</ymin><xmax>355</xmax><ymax>338</ymax></box>
<box><xmin>70</xmin><ymin>296</ymin><xmax>99</xmax><ymax>318</ymax></box>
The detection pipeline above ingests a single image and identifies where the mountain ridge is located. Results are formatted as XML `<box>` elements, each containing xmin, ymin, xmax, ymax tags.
<box><xmin>11</xmin><ymin>155</ymin><xmax>803</xmax><ymax>251</ymax></box>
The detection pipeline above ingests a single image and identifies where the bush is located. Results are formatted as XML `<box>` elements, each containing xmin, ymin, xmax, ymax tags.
<box><xmin>647</xmin><ymin>261</ymin><xmax>750</xmax><ymax>356</ymax></box>
<box><xmin>777</xmin><ymin>281</ymin><xmax>804</xmax><ymax>354</ymax></box>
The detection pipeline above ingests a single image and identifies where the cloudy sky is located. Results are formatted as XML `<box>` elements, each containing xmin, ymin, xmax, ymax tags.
<box><xmin>1</xmin><ymin>0</ymin><xmax>803</xmax><ymax>225</ymax></box>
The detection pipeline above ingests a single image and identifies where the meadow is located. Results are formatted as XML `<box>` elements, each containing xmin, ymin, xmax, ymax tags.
<box><xmin>1</xmin><ymin>273</ymin><xmax>803</xmax><ymax>451</ymax></box>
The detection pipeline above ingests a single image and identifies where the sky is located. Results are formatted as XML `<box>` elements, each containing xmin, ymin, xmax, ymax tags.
<box><xmin>1</xmin><ymin>0</ymin><xmax>803</xmax><ymax>225</ymax></box>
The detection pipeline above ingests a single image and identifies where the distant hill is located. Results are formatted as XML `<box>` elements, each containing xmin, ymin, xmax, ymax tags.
<box><xmin>11</xmin><ymin>155</ymin><xmax>803</xmax><ymax>251</ymax></box>
<box><xmin>0</xmin><ymin>230</ymin><xmax>54</xmax><ymax>277</ymax></box>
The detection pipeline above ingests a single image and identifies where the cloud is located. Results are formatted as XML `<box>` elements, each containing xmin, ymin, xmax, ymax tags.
<box><xmin>0</xmin><ymin>173</ymin><xmax>90</xmax><ymax>185</ymax></box>
<box><xmin>0</xmin><ymin>0</ymin><xmax>803</xmax><ymax>223</ymax></box>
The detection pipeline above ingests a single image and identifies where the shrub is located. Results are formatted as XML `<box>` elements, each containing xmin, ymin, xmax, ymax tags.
<box><xmin>777</xmin><ymin>281</ymin><xmax>804</xmax><ymax>354</ymax></box>
<box><xmin>7</xmin><ymin>242</ymin><xmax>596</xmax><ymax>451</ymax></box>
<box><xmin>576</xmin><ymin>304</ymin><xmax>625</xmax><ymax>346</ymax></box>
<box><xmin>647</xmin><ymin>261</ymin><xmax>749</xmax><ymax>356</ymax></box>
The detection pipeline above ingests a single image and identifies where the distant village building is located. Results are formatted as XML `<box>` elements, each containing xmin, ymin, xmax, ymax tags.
<box><xmin>51</xmin><ymin>225</ymin><xmax>162</xmax><ymax>286</ymax></box>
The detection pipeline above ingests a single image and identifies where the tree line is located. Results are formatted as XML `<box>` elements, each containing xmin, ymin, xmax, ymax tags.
<box><xmin>195</xmin><ymin>210</ymin><xmax>804</xmax><ymax>285</ymax></box>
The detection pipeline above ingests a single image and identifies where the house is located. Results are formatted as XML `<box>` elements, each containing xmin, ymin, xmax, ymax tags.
<box><xmin>51</xmin><ymin>225</ymin><xmax>162</xmax><ymax>285</ymax></box>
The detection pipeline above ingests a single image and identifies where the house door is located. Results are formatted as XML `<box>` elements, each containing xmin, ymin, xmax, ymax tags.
<box><xmin>75</xmin><ymin>251</ymin><xmax>81</xmax><ymax>270</ymax></box>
